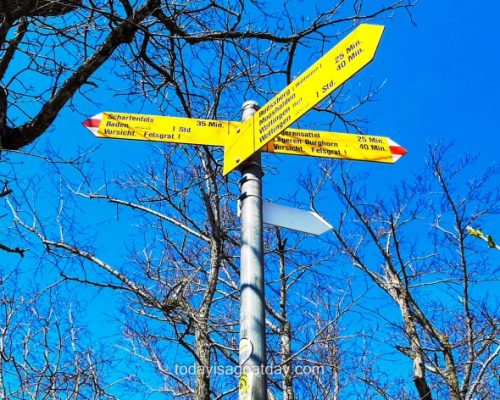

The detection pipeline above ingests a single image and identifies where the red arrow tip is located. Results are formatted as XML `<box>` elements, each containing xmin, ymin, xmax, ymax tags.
<box><xmin>390</xmin><ymin>145</ymin><xmax>408</xmax><ymax>156</ymax></box>
<box><xmin>82</xmin><ymin>117</ymin><xmax>100</xmax><ymax>128</ymax></box>
<box><xmin>388</xmin><ymin>139</ymin><xmax>408</xmax><ymax>162</ymax></box>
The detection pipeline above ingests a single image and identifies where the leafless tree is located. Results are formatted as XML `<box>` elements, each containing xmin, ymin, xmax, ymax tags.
<box><xmin>304</xmin><ymin>144</ymin><xmax>500</xmax><ymax>399</ymax></box>
<box><xmin>0</xmin><ymin>0</ymin><xmax>416</xmax><ymax>257</ymax></box>
<box><xmin>2</xmin><ymin>1</ymin><xmax>422</xmax><ymax>399</ymax></box>
<box><xmin>0</xmin><ymin>0</ymin><xmax>415</xmax><ymax>149</ymax></box>
<box><xmin>6</xmin><ymin>145</ymin><xmax>241</xmax><ymax>398</ymax></box>
<box><xmin>0</xmin><ymin>0</ymin><xmax>82</xmax><ymax>18</ymax></box>
<box><xmin>7</xmin><ymin>147</ymin><xmax>366</xmax><ymax>399</ymax></box>
<box><xmin>0</xmin><ymin>269</ymin><xmax>118</xmax><ymax>399</ymax></box>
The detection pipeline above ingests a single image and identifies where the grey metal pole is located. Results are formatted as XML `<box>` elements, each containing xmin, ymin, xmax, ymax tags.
<box><xmin>238</xmin><ymin>100</ymin><xmax>267</xmax><ymax>400</ymax></box>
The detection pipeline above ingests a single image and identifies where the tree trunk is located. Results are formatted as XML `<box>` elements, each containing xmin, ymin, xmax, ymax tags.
<box><xmin>277</xmin><ymin>230</ymin><xmax>294</xmax><ymax>400</ymax></box>
<box><xmin>0</xmin><ymin>86</ymin><xmax>6</xmax><ymax>150</ymax></box>
<box><xmin>282</xmin><ymin>321</ymin><xmax>294</xmax><ymax>400</ymax></box>
<box><xmin>195</xmin><ymin>325</ymin><xmax>211</xmax><ymax>400</ymax></box>
<box><xmin>0</xmin><ymin>0</ymin><xmax>82</xmax><ymax>18</ymax></box>
<box><xmin>387</xmin><ymin>277</ymin><xmax>433</xmax><ymax>400</ymax></box>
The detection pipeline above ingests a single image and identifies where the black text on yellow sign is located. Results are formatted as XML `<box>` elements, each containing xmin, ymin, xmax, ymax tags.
<box><xmin>264</xmin><ymin>128</ymin><xmax>403</xmax><ymax>163</ymax></box>
<box><xmin>83</xmin><ymin>112</ymin><xmax>406</xmax><ymax>164</ymax></box>
<box><xmin>223</xmin><ymin>23</ymin><xmax>385</xmax><ymax>175</ymax></box>
<box><xmin>84</xmin><ymin>112</ymin><xmax>232</xmax><ymax>146</ymax></box>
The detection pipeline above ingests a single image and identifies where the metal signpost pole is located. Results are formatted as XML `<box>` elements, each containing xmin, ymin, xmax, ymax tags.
<box><xmin>238</xmin><ymin>100</ymin><xmax>267</xmax><ymax>400</ymax></box>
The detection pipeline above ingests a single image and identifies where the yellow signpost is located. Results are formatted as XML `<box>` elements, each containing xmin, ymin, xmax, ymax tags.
<box><xmin>264</xmin><ymin>128</ymin><xmax>406</xmax><ymax>163</ymax></box>
<box><xmin>83</xmin><ymin>113</ymin><xmax>407</xmax><ymax>163</ymax></box>
<box><xmin>223</xmin><ymin>23</ymin><xmax>385</xmax><ymax>175</ymax></box>
<box><xmin>82</xmin><ymin>24</ymin><xmax>406</xmax><ymax>400</ymax></box>
<box><xmin>83</xmin><ymin>112</ymin><xmax>232</xmax><ymax>146</ymax></box>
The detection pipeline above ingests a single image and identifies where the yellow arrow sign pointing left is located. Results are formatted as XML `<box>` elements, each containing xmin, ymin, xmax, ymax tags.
<box><xmin>83</xmin><ymin>112</ymin><xmax>232</xmax><ymax>146</ymax></box>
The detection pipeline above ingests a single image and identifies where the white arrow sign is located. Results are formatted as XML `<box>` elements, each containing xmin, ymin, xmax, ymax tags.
<box><xmin>262</xmin><ymin>202</ymin><xmax>332</xmax><ymax>236</ymax></box>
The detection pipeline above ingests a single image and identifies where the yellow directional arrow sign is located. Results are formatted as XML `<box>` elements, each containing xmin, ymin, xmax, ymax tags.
<box><xmin>82</xmin><ymin>112</ymin><xmax>233</xmax><ymax>146</ymax></box>
<box><xmin>264</xmin><ymin>128</ymin><xmax>406</xmax><ymax>163</ymax></box>
<box><xmin>223</xmin><ymin>23</ymin><xmax>385</xmax><ymax>175</ymax></box>
<box><xmin>83</xmin><ymin>112</ymin><xmax>407</xmax><ymax>163</ymax></box>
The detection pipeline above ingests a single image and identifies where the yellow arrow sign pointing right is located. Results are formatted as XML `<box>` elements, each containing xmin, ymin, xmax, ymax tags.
<box><xmin>264</xmin><ymin>127</ymin><xmax>407</xmax><ymax>163</ymax></box>
<box><xmin>223</xmin><ymin>24</ymin><xmax>385</xmax><ymax>175</ymax></box>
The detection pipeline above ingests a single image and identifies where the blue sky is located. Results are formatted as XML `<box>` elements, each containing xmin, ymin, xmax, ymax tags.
<box><xmin>3</xmin><ymin>1</ymin><xmax>499</xmax><ymax>397</ymax></box>
<box><xmin>372</xmin><ymin>1</ymin><xmax>499</xmax><ymax>167</ymax></box>
<box><xmin>42</xmin><ymin>0</ymin><xmax>498</xmax><ymax>197</ymax></box>
<box><xmin>257</xmin><ymin>1</ymin><xmax>499</xmax><ymax>242</ymax></box>
<box><xmin>268</xmin><ymin>1</ymin><xmax>499</xmax><ymax>179</ymax></box>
